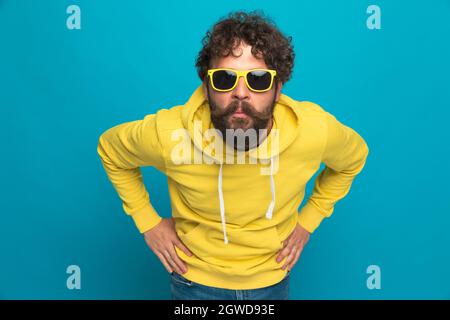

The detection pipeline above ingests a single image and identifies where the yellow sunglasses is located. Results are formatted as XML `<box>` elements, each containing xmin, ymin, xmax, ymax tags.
<box><xmin>207</xmin><ymin>68</ymin><xmax>277</xmax><ymax>93</ymax></box>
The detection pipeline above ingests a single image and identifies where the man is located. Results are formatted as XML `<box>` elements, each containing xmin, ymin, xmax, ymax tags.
<box><xmin>97</xmin><ymin>11</ymin><xmax>369</xmax><ymax>300</ymax></box>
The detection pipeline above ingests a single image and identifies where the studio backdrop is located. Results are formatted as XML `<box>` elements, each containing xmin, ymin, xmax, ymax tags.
<box><xmin>1</xmin><ymin>0</ymin><xmax>449</xmax><ymax>299</ymax></box>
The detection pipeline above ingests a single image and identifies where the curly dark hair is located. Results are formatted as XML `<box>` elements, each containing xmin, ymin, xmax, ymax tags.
<box><xmin>195</xmin><ymin>10</ymin><xmax>295</xmax><ymax>85</ymax></box>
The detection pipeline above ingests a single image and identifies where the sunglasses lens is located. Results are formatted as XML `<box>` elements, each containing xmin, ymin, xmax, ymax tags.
<box><xmin>247</xmin><ymin>70</ymin><xmax>272</xmax><ymax>91</ymax></box>
<box><xmin>212</xmin><ymin>70</ymin><xmax>237</xmax><ymax>90</ymax></box>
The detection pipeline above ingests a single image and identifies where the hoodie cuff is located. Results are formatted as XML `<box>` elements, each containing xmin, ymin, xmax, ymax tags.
<box><xmin>127</xmin><ymin>203</ymin><xmax>162</xmax><ymax>234</ymax></box>
<box><xmin>297</xmin><ymin>201</ymin><xmax>326</xmax><ymax>234</ymax></box>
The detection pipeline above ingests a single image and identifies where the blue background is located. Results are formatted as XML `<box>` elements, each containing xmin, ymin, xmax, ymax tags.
<box><xmin>1</xmin><ymin>0</ymin><xmax>449</xmax><ymax>299</ymax></box>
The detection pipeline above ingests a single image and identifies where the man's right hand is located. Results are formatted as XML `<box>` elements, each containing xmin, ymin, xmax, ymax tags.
<box><xmin>143</xmin><ymin>217</ymin><xmax>194</xmax><ymax>274</ymax></box>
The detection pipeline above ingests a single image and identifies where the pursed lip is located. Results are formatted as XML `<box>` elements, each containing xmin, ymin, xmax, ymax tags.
<box><xmin>232</xmin><ymin>112</ymin><xmax>248</xmax><ymax>118</ymax></box>
<box><xmin>233</xmin><ymin>107</ymin><xmax>247</xmax><ymax>116</ymax></box>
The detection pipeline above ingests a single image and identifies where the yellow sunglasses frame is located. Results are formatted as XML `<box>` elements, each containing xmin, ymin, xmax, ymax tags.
<box><xmin>207</xmin><ymin>68</ymin><xmax>277</xmax><ymax>93</ymax></box>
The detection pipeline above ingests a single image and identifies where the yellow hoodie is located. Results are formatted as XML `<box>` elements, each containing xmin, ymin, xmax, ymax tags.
<box><xmin>97</xmin><ymin>84</ymin><xmax>369</xmax><ymax>290</ymax></box>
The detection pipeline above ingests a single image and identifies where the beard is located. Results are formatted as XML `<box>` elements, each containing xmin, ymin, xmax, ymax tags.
<box><xmin>206</xmin><ymin>83</ymin><xmax>277</xmax><ymax>151</ymax></box>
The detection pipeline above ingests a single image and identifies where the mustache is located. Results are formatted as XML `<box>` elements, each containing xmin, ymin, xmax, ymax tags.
<box><xmin>212</xmin><ymin>100</ymin><xmax>273</xmax><ymax>120</ymax></box>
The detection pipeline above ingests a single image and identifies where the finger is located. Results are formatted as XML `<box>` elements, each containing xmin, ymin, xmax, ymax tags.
<box><xmin>168</xmin><ymin>246</ymin><xmax>188</xmax><ymax>274</ymax></box>
<box><xmin>155</xmin><ymin>251</ymin><xmax>173</xmax><ymax>274</ymax></box>
<box><xmin>287</xmin><ymin>246</ymin><xmax>302</xmax><ymax>271</ymax></box>
<box><xmin>174</xmin><ymin>239</ymin><xmax>193</xmax><ymax>257</ymax></box>
<box><xmin>276</xmin><ymin>244</ymin><xmax>294</xmax><ymax>263</ymax></box>
<box><xmin>282</xmin><ymin>246</ymin><xmax>297</xmax><ymax>270</ymax></box>
<box><xmin>164</xmin><ymin>249</ymin><xmax>186</xmax><ymax>275</ymax></box>
<box><xmin>162</xmin><ymin>250</ymin><xmax>183</xmax><ymax>274</ymax></box>
<box><xmin>288</xmin><ymin>246</ymin><xmax>303</xmax><ymax>271</ymax></box>
<box><xmin>296</xmin><ymin>245</ymin><xmax>305</xmax><ymax>262</ymax></box>
<box><xmin>281</xmin><ymin>233</ymin><xmax>293</xmax><ymax>247</ymax></box>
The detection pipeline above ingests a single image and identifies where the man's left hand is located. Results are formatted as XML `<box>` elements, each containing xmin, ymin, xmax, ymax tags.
<box><xmin>276</xmin><ymin>222</ymin><xmax>311</xmax><ymax>271</ymax></box>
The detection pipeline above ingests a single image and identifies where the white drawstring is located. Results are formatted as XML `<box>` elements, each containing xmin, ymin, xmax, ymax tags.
<box><xmin>217</xmin><ymin>158</ymin><xmax>276</xmax><ymax>244</ymax></box>
<box><xmin>265</xmin><ymin>157</ymin><xmax>276</xmax><ymax>219</ymax></box>
<box><xmin>218</xmin><ymin>163</ymin><xmax>228</xmax><ymax>244</ymax></box>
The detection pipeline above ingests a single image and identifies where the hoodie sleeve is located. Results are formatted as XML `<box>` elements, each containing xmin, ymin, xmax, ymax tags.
<box><xmin>97</xmin><ymin>114</ymin><xmax>167</xmax><ymax>233</ymax></box>
<box><xmin>298</xmin><ymin>112</ymin><xmax>369</xmax><ymax>233</ymax></box>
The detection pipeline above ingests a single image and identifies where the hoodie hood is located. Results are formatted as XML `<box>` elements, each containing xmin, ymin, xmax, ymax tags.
<box><xmin>181</xmin><ymin>84</ymin><xmax>302</xmax><ymax>244</ymax></box>
<box><xmin>181</xmin><ymin>84</ymin><xmax>302</xmax><ymax>161</ymax></box>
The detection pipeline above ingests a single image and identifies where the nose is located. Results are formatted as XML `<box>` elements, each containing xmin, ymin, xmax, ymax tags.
<box><xmin>232</xmin><ymin>76</ymin><xmax>250</xmax><ymax>100</ymax></box>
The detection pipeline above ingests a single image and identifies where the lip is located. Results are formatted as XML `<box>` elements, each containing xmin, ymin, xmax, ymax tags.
<box><xmin>232</xmin><ymin>112</ymin><xmax>248</xmax><ymax>118</ymax></box>
<box><xmin>233</xmin><ymin>108</ymin><xmax>246</xmax><ymax>115</ymax></box>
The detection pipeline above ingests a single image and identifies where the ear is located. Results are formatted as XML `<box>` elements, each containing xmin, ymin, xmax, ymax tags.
<box><xmin>202</xmin><ymin>80</ymin><xmax>209</xmax><ymax>102</ymax></box>
<box><xmin>274</xmin><ymin>81</ymin><xmax>283</xmax><ymax>102</ymax></box>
